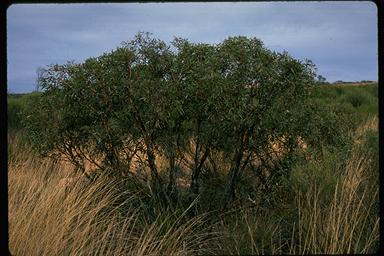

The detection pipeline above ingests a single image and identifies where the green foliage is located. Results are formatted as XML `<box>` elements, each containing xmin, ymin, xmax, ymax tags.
<box><xmin>7</xmin><ymin>96</ymin><xmax>24</xmax><ymax>131</ymax></box>
<box><xmin>22</xmin><ymin>32</ymin><xmax>358</xmax><ymax>208</ymax></box>
<box><xmin>311</xmin><ymin>84</ymin><xmax>378</xmax><ymax>117</ymax></box>
<box><xmin>360</xmin><ymin>130</ymin><xmax>379</xmax><ymax>159</ymax></box>
<box><xmin>343</xmin><ymin>91</ymin><xmax>370</xmax><ymax>107</ymax></box>
<box><xmin>7</xmin><ymin>93</ymin><xmax>40</xmax><ymax>132</ymax></box>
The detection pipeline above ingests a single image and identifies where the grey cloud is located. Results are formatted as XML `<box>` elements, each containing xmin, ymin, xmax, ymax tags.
<box><xmin>7</xmin><ymin>2</ymin><xmax>378</xmax><ymax>93</ymax></box>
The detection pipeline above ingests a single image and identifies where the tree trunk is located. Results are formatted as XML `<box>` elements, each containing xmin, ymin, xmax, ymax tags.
<box><xmin>223</xmin><ymin>131</ymin><xmax>247</xmax><ymax>209</ymax></box>
<box><xmin>167</xmin><ymin>153</ymin><xmax>177</xmax><ymax>198</ymax></box>
<box><xmin>145</xmin><ymin>138</ymin><xmax>162</xmax><ymax>187</ymax></box>
<box><xmin>227</xmin><ymin>145</ymin><xmax>244</xmax><ymax>199</ymax></box>
<box><xmin>190</xmin><ymin>147</ymin><xmax>210</xmax><ymax>195</ymax></box>
<box><xmin>147</xmin><ymin>148</ymin><xmax>160</xmax><ymax>184</ymax></box>
<box><xmin>145</xmin><ymin>141</ymin><xmax>172</xmax><ymax>207</ymax></box>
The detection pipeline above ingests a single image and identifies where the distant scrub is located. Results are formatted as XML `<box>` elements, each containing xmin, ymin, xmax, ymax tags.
<box><xmin>311</xmin><ymin>84</ymin><xmax>378</xmax><ymax>129</ymax></box>
<box><xmin>7</xmin><ymin>92</ymin><xmax>40</xmax><ymax>132</ymax></box>
<box><xmin>342</xmin><ymin>89</ymin><xmax>372</xmax><ymax>107</ymax></box>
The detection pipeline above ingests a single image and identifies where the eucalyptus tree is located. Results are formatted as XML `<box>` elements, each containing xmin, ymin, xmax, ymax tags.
<box><xmin>23</xmin><ymin>32</ymin><xmax>351</xmax><ymax>209</ymax></box>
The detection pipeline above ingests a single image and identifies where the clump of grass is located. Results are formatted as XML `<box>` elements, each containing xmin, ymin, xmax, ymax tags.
<box><xmin>215</xmin><ymin>152</ymin><xmax>379</xmax><ymax>255</ymax></box>
<box><xmin>288</xmin><ymin>116</ymin><xmax>379</xmax><ymax>254</ymax></box>
<box><xmin>342</xmin><ymin>90</ymin><xmax>371</xmax><ymax>108</ymax></box>
<box><xmin>291</xmin><ymin>152</ymin><xmax>379</xmax><ymax>254</ymax></box>
<box><xmin>8</xmin><ymin>134</ymin><xmax>218</xmax><ymax>256</ymax></box>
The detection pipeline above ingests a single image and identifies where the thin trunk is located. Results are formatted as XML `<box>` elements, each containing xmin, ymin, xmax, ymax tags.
<box><xmin>223</xmin><ymin>131</ymin><xmax>247</xmax><ymax>209</ymax></box>
<box><xmin>146</xmin><ymin>144</ymin><xmax>170</xmax><ymax>205</ymax></box>
<box><xmin>65</xmin><ymin>145</ymin><xmax>90</xmax><ymax>180</ymax></box>
<box><xmin>194</xmin><ymin>140</ymin><xmax>200</xmax><ymax>176</ymax></box>
<box><xmin>254</xmin><ymin>151</ymin><xmax>269</xmax><ymax>192</ymax></box>
<box><xmin>191</xmin><ymin>138</ymin><xmax>200</xmax><ymax>194</ymax></box>
<box><xmin>240</xmin><ymin>151</ymin><xmax>253</xmax><ymax>173</ymax></box>
<box><xmin>207</xmin><ymin>154</ymin><xmax>218</xmax><ymax>176</ymax></box>
<box><xmin>105</xmin><ymin>146</ymin><xmax>119</xmax><ymax>174</ymax></box>
<box><xmin>190</xmin><ymin>147</ymin><xmax>210</xmax><ymax>195</ymax></box>
<box><xmin>129</xmin><ymin>97</ymin><xmax>162</xmax><ymax>186</ymax></box>
<box><xmin>123</xmin><ymin>145</ymin><xmax>138</xmax><ymax>176</ymax></box>
<box><xmin>167</xmin><ymin>153</ymin><xmax>176</xmax><ymax>192</ymax></box>
<box><xmin>227</xmin><ymin>145</ymin><xmax>244</xmax><ymax>199</ymax></box>
<box><xmin>166</xmin><ymin>152</ymin><xmax>179</xmax><ymax>206</ymax></box>
<box><xmin>146</xmin><ymin>142</ymin><xmax>161</xmax><ymax>186</ymax></box>
<box><xmin>191</xmin><ymin>120</ymin><xmax>201</xmax><ymax>194</ymax></box>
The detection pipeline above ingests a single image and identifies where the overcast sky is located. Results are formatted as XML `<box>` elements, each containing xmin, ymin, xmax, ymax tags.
<box><xmin>7</xmin><ymin>2</ymin><xmax>377</xmax><ymax>93</ymax></box>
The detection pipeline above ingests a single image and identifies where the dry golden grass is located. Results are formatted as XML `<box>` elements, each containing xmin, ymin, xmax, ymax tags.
<box><xmin>291</xmin><ymin>153</ymin><xmax>379</xmax><ymax>254</ymax></box>
<box><xmin>354</xmin><ymin>116</ymin><xmax>378</xmax><ymax>145</ymax></box>
<box><xmin>8</xmin><ymin>134</ymin><xmax>217</xmax><ymax>256</ymax></box>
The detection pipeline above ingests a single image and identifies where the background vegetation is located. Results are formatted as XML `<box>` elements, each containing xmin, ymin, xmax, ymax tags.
<box><xmin>8</xmin><ymin>33</ymin><xmax>379</xmax><ymax>255</ymax></box>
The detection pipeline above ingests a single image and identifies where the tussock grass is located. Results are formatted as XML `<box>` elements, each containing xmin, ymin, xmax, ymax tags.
<box><xmin>216</xmin><ymin>151</ymin><xmax>379</xmax><ymax>255</ymax></box>
<box><xmin>8</xmin><ymin>133</ymin><xmax>217</xmax><ymax>256</ymax></box>
<box><xmin>291</xmin><ymin>152</ymin><xmax>379</xmax><ymax>254</ymax></box>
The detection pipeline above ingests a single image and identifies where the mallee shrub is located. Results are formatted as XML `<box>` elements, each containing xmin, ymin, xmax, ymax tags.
<box><xmin>23</xmin><ymin>32</ymin><xmax>353</xmax><ymax>208</ymax></box>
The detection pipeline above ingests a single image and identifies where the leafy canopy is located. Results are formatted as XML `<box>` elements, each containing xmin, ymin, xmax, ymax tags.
<box><xmin>23</xmin><ymin>32</ymin><xmax>352</xmax><ymax>205</ymax></box>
